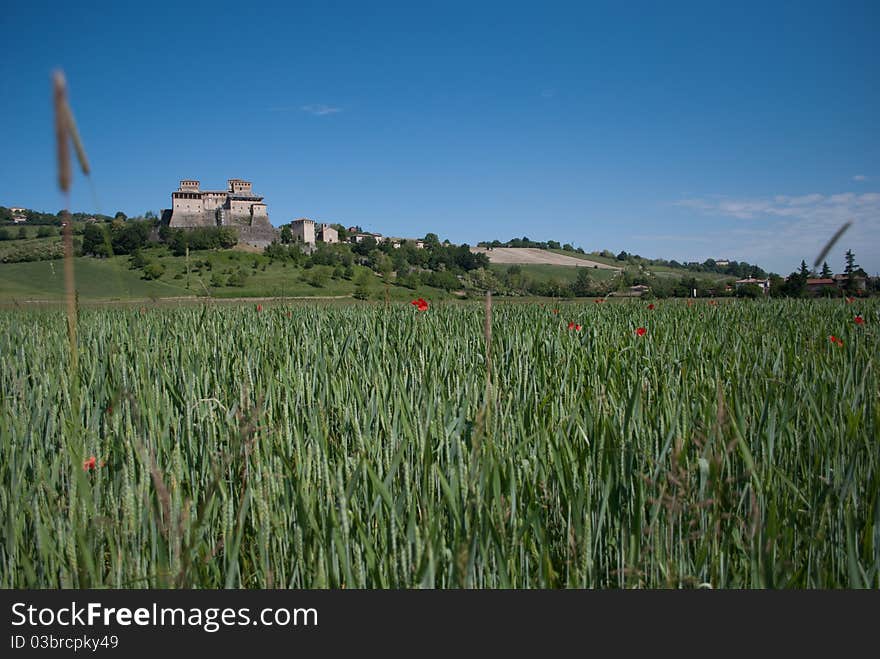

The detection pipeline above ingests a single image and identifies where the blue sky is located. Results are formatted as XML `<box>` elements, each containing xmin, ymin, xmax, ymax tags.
<box><xmin>1</xmin><ymin>0</ymin><xmax>878</xmax><ymax>274</ymax></box>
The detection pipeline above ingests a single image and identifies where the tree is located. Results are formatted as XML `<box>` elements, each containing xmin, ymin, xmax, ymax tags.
<box><xmin>37</xmin><ymin>226</ymin><xmax>54</xmax><ymax>238</ymax></box>
<box><xmin>142</xmin><ymin>262</ymin><xmax>165</xmax><ymax>280</ymax></box>
<box><xmin>798</xmin><ymin>260</ymin><xmax>811</xmax><ymax>278</ymax></box>
<box><xmin>353</xmin><ymin>269</ymin><xmax>371</xmax><ymax>299</ymax></box>
<box><xmin>843</xmin><ymin>249</ymin><xmax>860</xmax><ymax>293</ymax></box>
<box><xmin>571</xmin><ymin>268</ymin><xmax>592</xmax><ymax>297</ymax></box>
<box><xmin>83</xmin><ymin>224</ymin><xmax>110</xmax><ymax>256</ymax></box>
<box><xmin>820</xmin><ymin>261</ymin><xmax>832</xmax><ymax>278</ymax></box>
<box><xmin>280</xmin><ymin>225</ymin><xmax>292</xmax><ymax>244</ymax></box>
<box><xmin>114</xmin><ymin>211</ymin><xmax>127</xmax><ymax>221</ymax></box>
<box><xmin>616</xmin><ymin>250</ymin><xmax>628</xmax><ymax>261</ymax></box>
<box><xmin>0</xmin><ymin>228</ymin><xmax>11</xmax><ymax>241</ymax></box>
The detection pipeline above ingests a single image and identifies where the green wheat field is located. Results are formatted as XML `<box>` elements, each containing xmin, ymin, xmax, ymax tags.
<box><xmin>1</xmin><ymin>298</ymin><xmax>877</xmax><ymax>588</ymax></box>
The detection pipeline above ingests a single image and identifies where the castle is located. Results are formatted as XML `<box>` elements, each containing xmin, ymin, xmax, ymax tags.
<box><xmin>161</xmin><ymin>179</ymin><xmax>279</xmax><ymax>247</ymax></box>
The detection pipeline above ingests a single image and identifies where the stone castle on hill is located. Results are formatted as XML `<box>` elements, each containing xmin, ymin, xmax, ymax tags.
<box><xmin>161</xmin><ymin>179</ymin><xmax>279</xmax><ymax>247</ymax></box>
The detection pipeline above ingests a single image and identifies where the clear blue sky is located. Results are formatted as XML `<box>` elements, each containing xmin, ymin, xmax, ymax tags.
<box><xmin>1</xmin><ymin>0</ymin><xmax>878</xmax><ymax>274</ymax></box>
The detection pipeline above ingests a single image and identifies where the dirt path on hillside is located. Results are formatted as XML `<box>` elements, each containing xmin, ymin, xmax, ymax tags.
<box><xmin>470</xmin><ymin>247</ymin><xmax>620</xmax><ymax>269</ymax></box>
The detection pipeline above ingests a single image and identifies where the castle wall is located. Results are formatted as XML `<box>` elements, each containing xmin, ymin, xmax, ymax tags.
<box><xmin>202</xmin><ymin>192</ymin><xmax>227</xmax><ymax>212</ymax></box>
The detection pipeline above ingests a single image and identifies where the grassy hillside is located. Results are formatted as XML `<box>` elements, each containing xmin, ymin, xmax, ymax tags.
<box><xmin>0</xmin><ymin>249</ymin><xmax>450</xmax><ymax>303</ymax></box>
<box><xmin>0</xmin><ymin>258</ymin><xmax>190</xmax><ymax>301</ymax></box>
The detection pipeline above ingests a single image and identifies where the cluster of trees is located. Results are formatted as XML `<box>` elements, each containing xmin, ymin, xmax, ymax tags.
<box><xmin>160</xmin><ymin>227</ymin><xmax>238</xmax><ymax>256</ymax></box>
<box><xmin>769</xmin><ymin>251</ymin><xmax>872</xmax><ymax>298</ymax></box>
<box><xmin>603</xmin><ymin>250</ymin><xmax>768</xmax><ymax>279</ymax></box>
<box><xmin>478</xmin><ymin>237</ymin><xmax>584</xmax><ymax>252</ymax></box>
<box><xmin>82</xmin><ymin>220</ymin><xmax>155</xmax><ymax>257</ymax></box>
<box><xmin>0</xmin><ymin>207</ymin><xmax>159</xmax><ymax>226</ymax></box>
<box><xmin>0</xmin><ymin>226</ymin><xmax>58</xmax><ymax>241</ymax></box>
<box><xmin>265</xmin><ymin>233</ymin><xmax>488</xmax><ymax>290</ymax></box>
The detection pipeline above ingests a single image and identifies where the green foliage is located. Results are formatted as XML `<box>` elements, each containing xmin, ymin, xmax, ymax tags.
<box><xmin>167</xmin><ymin>227</ymin><xmax>239</xmax><ymax>255</ymax></box>
<box><xmin>736</xmin><ymin>283</ymin><xmax>762</xmax><ymax>298</ymax></box>
<box><xmin>141</xmin><ymin>262</ymin><xmax>165</xmax><ymax>280</ymax></box>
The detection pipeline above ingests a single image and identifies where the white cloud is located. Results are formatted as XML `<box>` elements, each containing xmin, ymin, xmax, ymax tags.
<box><xmin>673</xmin><ymin>191</ymin><xmax>880</xmax><ymax>272</ymax></box>
<box><xmin>853</xmin><ymin>174</ymin><xmax>868</xmax><ymax>181</ymax></box>
<box><xmin>300</xmin><ymin>104</ymin><xmax>342</xmax><ymax>116</ymax></box>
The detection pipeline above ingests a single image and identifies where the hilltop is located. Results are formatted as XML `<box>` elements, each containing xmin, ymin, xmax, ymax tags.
<box><xmin>2</xmin><ymin>205</ymin><xmax>875</xmax><ymax>302</ymax></box>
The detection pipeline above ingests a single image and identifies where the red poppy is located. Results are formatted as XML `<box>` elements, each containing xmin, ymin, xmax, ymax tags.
<box><xmin>594</xmin><ymin>299</ymin><xmax>604</xmax><ymax>304</ymax></box>
<box><xmin>647</xmin><ymin>304</ymin><xmax>655</xmax><ymax>310</ymax></box>
<box><xmin>846</xmin><ymin>297</ymin><xmax>855</xmax><ymax>304</ymax></box>
<box><xmin>829</xmin><ymin>335</ymin><xmax>843</xmax><ymax>346</ymax></box>
<box><xmin>567</xmin><ymin>321</ymin><xmax>575</xmax><ymax>330</ymax></box>
<box><xmin>708</xmin><ymin>300</ymin><xmax>717</xmax><ymax>306</ymax></box>
<box><xmin>83</xmin><ymin>456</ymin><xmax>97</xmax><ymax>471</ymax></box>
<box><xmin>575</xmin><ymin>324</ymin><xmax>582</xmax><ymax>331</ymax></box>
<box><xmin>552</xmin><ymin>308</ymin><xmax>559</xmax><ymax>314</ymax></box>
<box><xmin>256</xmin><ymin>304</ymin><xmax>263</xmax><ymax>312</ymax></box>
<box><xmin>635</xmin><ymin>327</ymin><xmax>647</xmax><ymax>337</ymax></box>
<box><xmin>854</xmin><ymin>315</ymin><xmax>864</xmax><ymax>325</ymax></box>
<box><xmin>412</xmin><ymin>298</ymin><xmax>429</xmax><ymax>312</ymax></box>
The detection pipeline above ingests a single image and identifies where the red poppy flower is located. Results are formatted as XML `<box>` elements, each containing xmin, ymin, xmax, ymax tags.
<box><xmin>854</xmin><ymin>315</ymin><xmax>864</xmax><ymax>325</ymax></box>
<box><xmin>567</xmin><ymin>321</ymin><xmax>575</xmax><ymax>330</ymax></box>
<box><xmin>256</xmin><ymin>304</ymin><xmax>263</xmax><ymax>312</ymax></box>
<box><xmin>411</xmin><ymin>298</ymin><xmax>429</xmax><ymax>312</ymax></box>
<box><xmin>846</xmin><ymin>297</ymin><xmax>855</xmax><ymax>304</ymax></box>
<box><xmin>594</xmin><ymin>299</ymin><xmax>604</xmax><ymax>304</ymax></box>
<box><xmin>708</xmin><ymin>300</ymin><xmax>717</xmax><ymax>306</ymax></box>
<box><xmin>647</xmin><ymin>304</ymin><xmax>655</xmax><ymax>310</ymax></box>
<box><xmin>552</xmin><ymin>308</ymin><xmax>559</xmax><ymax>314</ymax></box>
<box><xmin>635</xmin><ymin>327</ymin><xmax>647</xmax><ymax>337</ymax></box>
<box><xmin>829</xmin><ymin>335</ymin><xmax>843</xmax><ymax>347</ymax></box>
<box><xmin>83</xmin><ymin>456</ymin><xmax>97</xmax><ymax>472</ymax></box>
<box><xmin>575</xmin><ymin>324</ymin><xmax>582</xmax><ymax>331</ymax></box>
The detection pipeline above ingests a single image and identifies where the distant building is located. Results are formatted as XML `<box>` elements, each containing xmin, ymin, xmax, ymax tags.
<box><xmin>9</xmin><ymin>207</ymin><xmax>27</xmax><ymax>223</ymax></box>
<box><xmin>629</xmin><ymin>284</ymin><xmax>650</xmax><ymax>296</ymax></box>
<box><xmin>715</xmin><ymin>259</ymin><xmax>730</xmax><ymax>267</ymax></box>
<box><xmin>833</xmin><ymin>273</ymin><xmax>867</xmax><ymax>291</ymax></box>
<box><xmin>316</xmin><ymin>223</ymin><xmax>338</xmax><ymax>244</ymax></box>
<box><xmin>291</xmin><ymin>218</ymin><xmax>316</xmax><ymax>245</ymax></box>
<box><xmin>351</xmin><ymin>232</ymin><xmax>383</xmax><ymax>244</ymax></box>
<box><xmin>734</xmin><ymin>277</ymin><xmax>770</xmax><ymax>294</ymax></box>
<box><xmin>161</xmin><ymin>178</ymin><xmax>279</xmax><ymax>248</ymax></box>
<box><xmin>806</xmin><ymin>278</ymin><xmax>837</xmax><ymax>294</ymax></box>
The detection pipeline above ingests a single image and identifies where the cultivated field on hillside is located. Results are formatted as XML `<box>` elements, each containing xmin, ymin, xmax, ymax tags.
<box><xmin>471</xmin><ymin>247</ymin><xmax>620</xmax><ymax>269</ymax></box>
<box><xmin>0</xmin><ymin>299</ymin><xmax>877</xmax><ymax>588</ymax></box>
